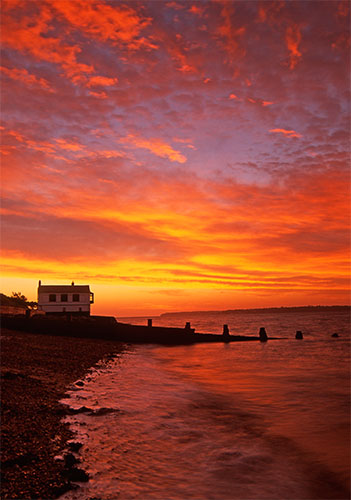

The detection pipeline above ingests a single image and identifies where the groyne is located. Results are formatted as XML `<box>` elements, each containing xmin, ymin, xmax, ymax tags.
<box><xmin>0</xmin><ymin>315</ymin><xmax>279</xmax><ymax>344</ymax></box>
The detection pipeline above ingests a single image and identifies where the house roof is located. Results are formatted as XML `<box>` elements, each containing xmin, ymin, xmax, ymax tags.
<box><xmin>38</xmin><ymin>285</ymin><xmax>91</xmax><ymax>293</ymax></box>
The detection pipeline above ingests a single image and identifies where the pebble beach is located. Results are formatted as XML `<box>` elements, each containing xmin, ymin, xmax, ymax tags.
<box><xmin>1</xmin><ymin>328</ymin><xmax>124</xmax><ymax>499</ymax></box>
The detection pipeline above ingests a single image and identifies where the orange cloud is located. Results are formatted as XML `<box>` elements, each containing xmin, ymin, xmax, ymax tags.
<box><xmin>336</xmin><ymin>1</ymin><xmax>349</xmax><ymax>18</ymax></box>
<box><xmin>86</xmin><ymin>76</ymin><xmax>118</xmax><ymax>87</ymax></box>
<box><xmin>1</xmin><ymin>3</ymin><xmax>121</xmax><ymax>89</ymax></box>
<box><xmin>1</xmin><ymin>167</ymin><xmax>349</xmax><ymax>304</ymax></box>
<box><xmin>248</xmin><ymin>97</ymin><xmax>274</xmax><ymax>107</ymax></box>
<box><xmin>121</xmin><ymin>134</ymin><xmax>187</xmax><ymax>163</ymax></box>
<box><xmin>189</xmin><ymin>5</ymin><xmax>205</xmax><ymax>17</ymax></box>
<box><xmin>88</xmin><ymin>90</ymin><xmax>108</xmax><ymax>99</ymax></box>
<box><xmin>166</xmin><ymin>40</ymin><xmax>197</xmax><ymax>73</ymax></box>
<box><xmin>1</xmin><ymin>1</ymin><xmax>349</xmax><ymax>312</ymax></box>
<box><xmin>2</xmin><ymin>128</ymin><xmax>57</xmax><ymax>154</ymax></box>
<box><xmin>51</xmin><ymin>0</ymin><xmax>157</xmax><ymax>51</ymax></box>
<box><xmin>285</xmin><ymin>24</ymin><xmax>302</xmax><ymax>69</ymax></box>
<box><xmin>218</xmin><ymin>3</ymin><xmax>246</xmax><ymax>63</ymax></box>
<box><xmin>270</xmin><ymin>128</ymin><xmax>302</xmax><ymax>138</ymax></box>
<box><xmin>166</xmin><ymin>2</ymin><xmax>185</xmax><ymax>11</ymax></box>
<box><xmin>230</xmin><ymin>94</ymin><xmax>273</xmax><ymax>107</ymax></box>
<box><xmin>1</xmin><ymin>5</ymin><xmax>90</xmax><ymax>78</ymax></box>
<box><xmin>0</xmin><ymin>66</ymin><xmax>54</xmax><ymax>92</ymax></box>
<box><xmin>256</xmin><ymin>2</ymin><xmax>284</xmax><ymax>25</ymax></box>
<box><xmin>55</xmin><ymin>139</ymin><xmax>84</xmax><ymax>152</ymax></box>
<box><xmin>173</xmin><ymin>138</ymin><xmax>197</xmax><ymax>151</ymax></box>
<box><xmin>1</xmin><ymin>143</ymin><xmax>349</xmax><ymax>313</ymax></box>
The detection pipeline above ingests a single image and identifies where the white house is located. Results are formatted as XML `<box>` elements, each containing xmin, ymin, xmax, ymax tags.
<box><xmin>37</xmin><ymin>281</ymin><xmax>94</xmax><ymax>315</ymax></box>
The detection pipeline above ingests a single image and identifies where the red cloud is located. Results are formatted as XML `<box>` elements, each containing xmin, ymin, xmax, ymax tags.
<box><xmin>1</xmin><ymin>0</ymin><xmax>349</xmax><ymax>310</ymax></box>
<box><xmin>189</xmin><ymin>5</ymin><xmax>205</xmax><ymax>17</ymax></box>
<box><xmin>86</xmin><ymin>76</ymin><xmax>118</xmax><ymax>88</ymax></box>
<box><xmin>218</xmin><ymin>3</ymin><xmax>246</xmax><ymax>63</ymax></box>
<box><xmin>1</xmin><ymin>4</ymin><xmax>92</xmax><ymax>81</ymax></box>
<box><xmin>270</xmin><ymin>128</ymin><xmax>302</xmax><ymax>138</ymax></box>
<box><xmin>336</xmin><ymin>1</ymin><xmax>349</xmax><ymax>18</ymax></box>
<box><xmin>285</xmin><ymin>24</ymin><xmax>302</xmax><ymax>69</ymax></box>
<box><xmin>256</xmin><ymin>2</ymin><xmax>284</xmax><ymax>25</ymax></box>
<box><xmin>88</xmin><ymin>90</ymin><xmax>108</xmax><ymax>99</ymax></box>
<box><xmin>1</xmin><ymin>2</ymin><xmax>123</xmax><ymax>88</ymax></box>
<box><xmin>0</xmin><ymin>66</ymin><xmax>54</xmax><ymax>92</ymax></box>
<box><xmin>51</xmin><ymin>0</ymin><xmax>157</xmax><ymax>51</ymax></box>
<box><xmin>121</xmin><ymin>134</ymin><xmax>187</xmax><ymax>164</ymax></box>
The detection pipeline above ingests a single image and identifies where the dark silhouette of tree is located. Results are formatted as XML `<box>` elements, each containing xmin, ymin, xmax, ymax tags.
<box><xmin>2</xmin><ymin>292</ymin><xmax>38</xmax><ymax>309</ymax></box>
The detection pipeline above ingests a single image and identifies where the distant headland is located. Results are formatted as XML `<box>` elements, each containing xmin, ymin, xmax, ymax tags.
<box><xmin>160</xmin><ymin>305</ymin><xmax>350</xmax><ymax>318</ymax></box>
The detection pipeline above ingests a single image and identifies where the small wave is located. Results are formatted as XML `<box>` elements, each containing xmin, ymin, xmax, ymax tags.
<box><xmin>63</xmin><ymin>405</ymin><xmax>121</xmax><ymax>416</ymax></box>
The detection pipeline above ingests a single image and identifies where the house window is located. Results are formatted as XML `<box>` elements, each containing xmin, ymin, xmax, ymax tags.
<box><xmin>73</xmin><ymin>294</ymin><xmax>80</xmax><ymax>302</ymax></box>
<box><xmin>49</xmin><ymin>294</ymin><xmax>56</xmax><ymax>302</ymax></box>
<box><xmin>61</xmin><ymin>294</ymin><xmax>68</xmax><ymax>302</ymax></box>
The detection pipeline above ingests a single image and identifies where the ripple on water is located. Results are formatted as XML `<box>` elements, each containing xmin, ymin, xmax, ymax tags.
<box><xmin>59</xmin><ymin>328</ymin><xmax>350</xmax><ymax>500</ymax></box>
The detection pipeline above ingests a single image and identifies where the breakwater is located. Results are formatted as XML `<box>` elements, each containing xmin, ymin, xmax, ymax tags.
<box><xmin>0</xmin><ymin>315</ymin><xmax>277</xmax><ymax>344</ymax></box>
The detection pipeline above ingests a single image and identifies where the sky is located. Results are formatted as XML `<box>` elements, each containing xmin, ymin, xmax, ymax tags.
<box><xmin>1</xmin><ymin>0</ymin><xmax>350</xmax><ymax>316</ymax></box>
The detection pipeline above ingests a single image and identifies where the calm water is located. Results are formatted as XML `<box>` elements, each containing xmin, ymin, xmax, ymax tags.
<box><xmin>60</xmin><ymin>310</ymin><xmax>350</xmax><ymax>500</ymax></box>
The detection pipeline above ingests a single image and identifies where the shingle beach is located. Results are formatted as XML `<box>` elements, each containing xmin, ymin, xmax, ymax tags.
<box><xmin>1</xmin><ymin>328</ymin><xmax>124</xmax><ymax>499</ymax></box>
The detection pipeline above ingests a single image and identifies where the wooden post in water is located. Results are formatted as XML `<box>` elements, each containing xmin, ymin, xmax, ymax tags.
<box><xmin>223</xmin><ymin>324</ymin><xmax>230</xmax><ymax>342</ymax></box>
<box><xmin>147</xmin><ymin>319</ymin><xmax>152</xmax><ymax>327</ymax></box>
<box><xmin>259</xmin><ymin>327</ymin><xmax>268</xmax><ymax>342</ymax></box>
<box><xmin>295</xmin><ymin>330</ymin><xmax>303</xmax><ymax>339</ymax></box>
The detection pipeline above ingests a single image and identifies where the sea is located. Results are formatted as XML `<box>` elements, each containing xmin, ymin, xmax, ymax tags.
<box><xmin>60</xmin><ymin>308</ymin><xmax>350</xmax><ymax>500</ymax></box>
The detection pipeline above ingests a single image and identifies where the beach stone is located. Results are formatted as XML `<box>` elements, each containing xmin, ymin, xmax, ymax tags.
<box><xmin>2</xmin><ymin>371</ymin><xmax>26</xmax><ymax>380</ymax></box>
<box><xmin>92</xmin><ymin>407</ymin><xmax>116</xmax><ymax>416</ymax></box>
<box><xmin>64</xmin><ymin>453</ymin><xmax>80</xmax><ymax>468</ymax></box>
<box><xmin>295</xmin><ymin>331</ymin><xmax>303</xmax><ymax>339</ymax></box>
<box><xmin>75</xmin><ymin>381</ymin><xmax>84</xmax><ymax>387</ymax></box>
<box><xmin>2</xmin><ymin>452</ymin><xmax>39</xmax><ymax>468</ymax></box>
<box><xmin>67</xmin><ymin>441</ymin><xmax>83</xmax><ymax>452</ymax></box>
<box><xmin>331</xmin><ymin>333</ymin><xmax>339</xmax><ymax>338</ymax></box>
<box><xmin>67</xmin><ymin>467</ymin><xmax>90</xmax><ymax>482</ymax></box>
<box><xmin>68</xmin><ymin>406</ymin><xmax>91</xmax><ymax>414</ymax></box>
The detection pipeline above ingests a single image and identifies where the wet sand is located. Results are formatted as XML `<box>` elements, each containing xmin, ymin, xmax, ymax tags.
<box><xmin>1</xmin><ymin>327</ymin><xmax>124</xmax><ymax>499</ymax></box>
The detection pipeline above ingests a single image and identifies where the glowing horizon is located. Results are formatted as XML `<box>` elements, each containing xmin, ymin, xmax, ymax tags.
<box><xmin>1</xmin><ymin>0</ymin><xmax>350</xmax><ymax>316</ymax></box>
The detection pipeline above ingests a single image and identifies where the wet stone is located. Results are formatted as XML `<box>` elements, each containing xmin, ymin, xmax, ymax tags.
<box><xmin>64</xmin><ymin>453</ymin><xmax>80</xmax><ymax>468</ymax></box>
<box><xmin>68</xmin><ymin>441</ymin><xmax>83</xmax><ymax>452</ymax></box>
<box><xmin>66</xmin><ymin>467</ymin><xmax>90</xmax><ymax>483</ymax></box>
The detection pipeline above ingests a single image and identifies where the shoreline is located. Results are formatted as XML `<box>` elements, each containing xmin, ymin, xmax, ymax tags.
<box><xmin>1</xmin><ymin>328</ymin><xmax>124</xmax><ymax>499</ymax></box>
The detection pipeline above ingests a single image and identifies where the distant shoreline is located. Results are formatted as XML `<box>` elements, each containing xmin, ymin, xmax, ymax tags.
<box><xmin>118</xmin><ymin>305</ymin><xmax>350</xmax><ymax>320</ymax></box>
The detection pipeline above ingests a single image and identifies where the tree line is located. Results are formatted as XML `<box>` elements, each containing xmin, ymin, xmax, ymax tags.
<box><xmin>0</xmin><ymin>292</ymin><xmax>37</xmax><ymax>309</ymax></box>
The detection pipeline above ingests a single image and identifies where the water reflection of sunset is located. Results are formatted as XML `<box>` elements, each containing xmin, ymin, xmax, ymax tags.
<box><xmin>1</xmin><ymin>1</ymin><xmax>349</xmax><ymax>314</ymax></box>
